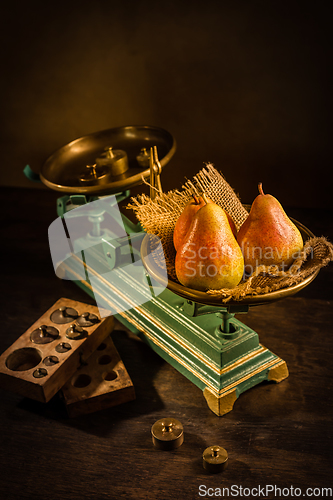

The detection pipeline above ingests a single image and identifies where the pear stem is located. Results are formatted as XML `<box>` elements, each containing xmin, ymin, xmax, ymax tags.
<box><xmin>192</xmin><ymin>194</ymin><xmax>200</xmax><ymax>205</ymax></box>
<box><xmin>201</xmin><ymin>193</ymin><xmax>209</xmax><ymax>205</ymax></box>
<box><xmin>258</xmin><ymin>183</ymin><xmax>265</xmax><ymax>196</ymax></box>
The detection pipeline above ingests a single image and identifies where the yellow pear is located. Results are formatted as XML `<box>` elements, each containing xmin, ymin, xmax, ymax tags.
<box><xmin>175</xmin><ymin>200</ymin><xmax>244</xmax><ymax>290</ymax></box>
<box><xmin>173</xmin><ymin>194</ymin><xmax>237</xmax><ymax>251</ymax></box>
<box><xmin>173</xmin><ymin>195</ymin><xmax>207</xmax><ymax>251</ymax></box>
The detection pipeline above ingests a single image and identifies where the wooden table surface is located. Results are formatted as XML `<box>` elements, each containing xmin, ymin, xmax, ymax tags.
<box><xmin>1</xmin><ymin>187</ymin><xmax>333</xmax><ymax>500</ymax></box>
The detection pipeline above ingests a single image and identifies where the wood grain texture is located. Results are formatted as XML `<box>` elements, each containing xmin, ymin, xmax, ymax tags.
<box><xmin>0</xmin><ymin>188</ymin><xmax>333</xmax><ymax>500</ymax></box>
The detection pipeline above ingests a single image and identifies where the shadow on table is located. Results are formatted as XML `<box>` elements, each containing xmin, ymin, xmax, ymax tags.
<box><xmin>17</xmin><ymin>326</ymin><xmax>166</xmax><ymax>436</ymax></box>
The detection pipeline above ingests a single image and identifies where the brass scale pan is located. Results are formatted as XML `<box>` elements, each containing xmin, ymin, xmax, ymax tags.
<box><xmin>40</xmin><ymin>125</ymin><xmax>176</xmax><ymax>195</ymax></box>
<box><xmin>40</xmin><ymin>125</ymin><xmax>318</xmax><ymax>306</ymax></box>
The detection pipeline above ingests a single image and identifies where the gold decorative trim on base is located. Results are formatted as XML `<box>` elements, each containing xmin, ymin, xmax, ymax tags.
<box><xmin>267</xmin><ymin>360</ymin><xmax>289</xmax><ymax>383</ymax></box>
<box><xmin>203</xmin><ymin>358</ymin><xmax>289</xmax><ymax>416</ymax></box>
<box><xmin>203</xmin><ymin>388</ymin><xmax>237</xmax><ymax>417</ymax></box>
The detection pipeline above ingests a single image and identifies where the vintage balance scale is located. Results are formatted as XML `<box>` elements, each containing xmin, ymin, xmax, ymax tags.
<box><xmin>28</xmin><ymin>125</ymin><xmax>319</xmax><ymax>416</ymax></box>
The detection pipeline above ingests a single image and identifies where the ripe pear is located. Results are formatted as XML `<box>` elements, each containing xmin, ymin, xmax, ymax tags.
<box><xmin>175</xmin><ymin>200</ymin><xmax>244</xmax><ymax>290</ymax></box>
<box><xmin>173</xmin><ymin>195</ymin><xmax>207</xmax><ymax>252</ymax></box>
<box><xmin>173</xmin><ymin>194</ymin><xmax>237</xmax><ymax>251</ymax></box>
<box><xmin>237</xmin><ymin>183</ymin><xmax>303</xmax><ymax>274</ymax></box>
<box><xmin>225</xmin><ymin>211</ymin><xmax>237</xmax><ymax>239</ymax></box>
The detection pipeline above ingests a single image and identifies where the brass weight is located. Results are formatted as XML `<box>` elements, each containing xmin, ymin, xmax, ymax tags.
<box><xmin>151</xmin><ymin>418</ymin><xmax>184</xmax><ymax>450</ymax></box>
<box><xmin>202</xmin><ymin>446</ymin><xmax>228</xmax><ymax>473</ymax></box>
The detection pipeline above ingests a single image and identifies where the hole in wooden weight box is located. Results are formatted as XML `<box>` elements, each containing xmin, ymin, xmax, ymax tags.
<box><xmin>96</xmin><ymin>342</ymin><xmax>107</xmax><ymax>351</ymax></box>
<box><xmin>104</xmin><ymin>371</ymin><xmax>117</xmax><ymax>381</ymax></box>
<box><xmin>98</xmin><ymin>354</ymin><xmax>112</xmax><ymax>365</ymax></box>
<box><xmin>6</xmin><ymin>347</ymin><xmax>42</xmax><ymax>371</ymax></box>
<box><xmin>72</xmin><ymin>373</ymin><xmax>92</xmax><ymax>388</ymax></box>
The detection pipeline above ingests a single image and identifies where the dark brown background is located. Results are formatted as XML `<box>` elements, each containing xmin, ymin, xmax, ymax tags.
<box><xmin>0</xmin><ymin>1</ymin><xmax>331</xmax><ymax>207</ymax></box>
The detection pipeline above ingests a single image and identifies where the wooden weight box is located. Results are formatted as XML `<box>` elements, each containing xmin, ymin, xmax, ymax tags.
<box><xmin>0</xmin><ymin>298</ymin><xmax>135</xmax><ymax>413</ymax></box>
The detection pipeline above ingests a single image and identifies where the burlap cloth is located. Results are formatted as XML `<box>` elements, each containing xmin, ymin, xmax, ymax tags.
<box><xmin>128</xmin><ymin>164</ymin><xmax>333</xmax><ymax>302</ymax></box>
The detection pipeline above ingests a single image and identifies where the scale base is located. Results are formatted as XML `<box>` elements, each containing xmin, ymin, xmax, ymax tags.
<box><xmin>114</xmin><ymin>310</ymin><xmax>289</xmax><ymax>417</ymax></box>
<box><xmin>123</xmin><ymin>311</ymin><xmax>289</xmax><ymax>416</ymax></box>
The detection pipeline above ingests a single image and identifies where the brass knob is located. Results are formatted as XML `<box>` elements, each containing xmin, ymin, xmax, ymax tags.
<box><xmin>30</xmin><ymin>325</ymin><xmax>59</xmax><ymax>344</ymax></box>
<box><xmin>136</xmin><ymin>147</ymin><xmax>150</xmax><ymax>168</ymax></box>
<box><xmin>50</xmin><ymin>306</ymin><xmax>78</xmax><ymax>324</ymax></box>
<box><xmin>66</xmin><ymin>324</ymin><xmax>86</xmax><ymax>340</ymax></box>
<box><xmin>77</xmin><ymin>312</ymin><xmax>99</xmax><ymax>327</ymax></box>
<box><xmin>33</xmin><ymin>368</ymin><xmax>48</xmax><ymax>378</ymax></box>
<box><xmin>43</xmin><ymin>355</ymin><xmax>59</xmax><ymax>366</ymax></box>
<box><xmin>38</xmin><ymin>325</ymin><xmax>47</xmax><ymax>337</ymax></box>
<box><xmin>55</xmin><ymin>342</ymin><xmax>72</xmax><ymax>353</ymax></box>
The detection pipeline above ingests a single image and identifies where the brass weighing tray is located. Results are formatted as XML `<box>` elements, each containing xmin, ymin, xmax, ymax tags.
<box><xmin>141</xmin><ymin>217</ymin><xmax>319</xmax><ymax>307</ymax></box>
<box><xmin>40</xmin><ymin>125</ymin><xmax>176</xmax><ymax>195</ymax></box>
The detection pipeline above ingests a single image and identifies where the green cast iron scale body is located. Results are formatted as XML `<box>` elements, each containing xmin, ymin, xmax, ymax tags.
<box><xmin>54</xmin><ymin>191</ymin><xmax>309</xmax><ymax>416</ymax></box>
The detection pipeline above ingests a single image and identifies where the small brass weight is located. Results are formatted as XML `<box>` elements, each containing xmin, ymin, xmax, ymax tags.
<box><xmin>151</xmin><ymin>418</ymin><xmax>184</xmax><ymax>450</ymax></box>
<box><xmin>203</xmin><ymin>445</ymin><xmax>228</xmax><ymax>473</ymax></box>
